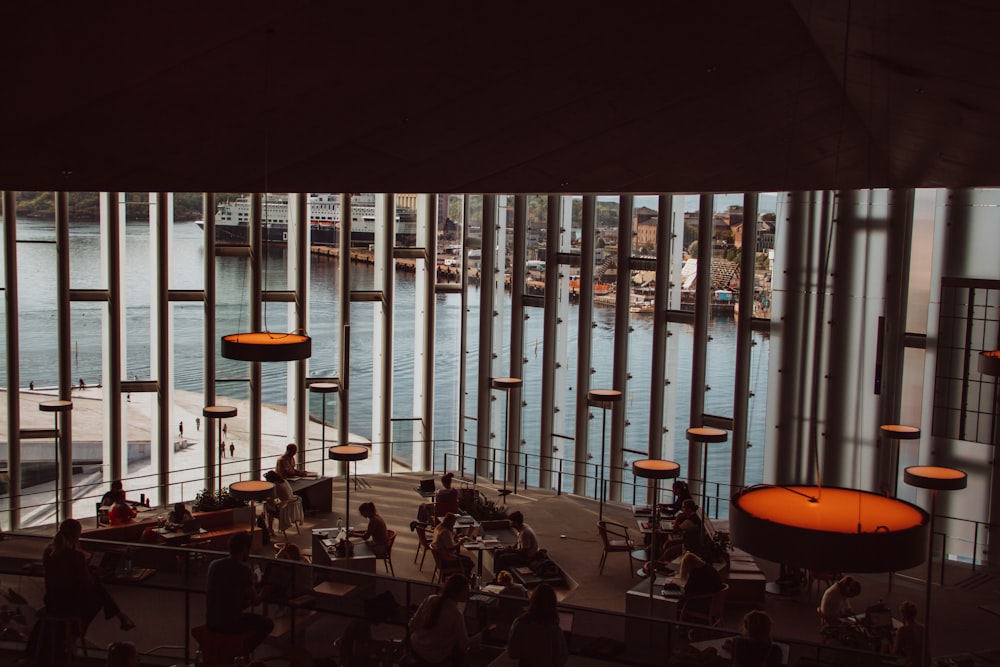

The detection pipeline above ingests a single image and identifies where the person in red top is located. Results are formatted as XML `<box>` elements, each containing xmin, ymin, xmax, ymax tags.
<box><xmin>434</xmin><ymin>472</ymin><xmax>460</xmax><ymax>517</ymax></box>
<box><xmin>108</xmin><ymin>490</ymin><xmax>137</xmax><ymax>525</ymax></box>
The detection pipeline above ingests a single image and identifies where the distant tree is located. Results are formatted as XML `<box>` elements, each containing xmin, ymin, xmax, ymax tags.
<box><xmin>761</xmin><ymin>212</ymin><xmax>776</xmax><ymax>223</ymax></box>
<box><xmin>688</xmin><ymin>240</ymin><xmax>698</xmax><ymax>257</ymax></box>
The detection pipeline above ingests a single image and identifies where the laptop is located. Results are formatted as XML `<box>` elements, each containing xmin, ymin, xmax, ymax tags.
<box><xmin>465</xmin><ymin>525</ymin><xmax>480</xmax><ymax>539</ymax></box>
<box><xmin>182</xmin><ymin>518</ymin><xmax>203</xmax><ymax>534</ymax></box>
<box><xmin>416</xmin><ymin>479</ymin><xmax>436</xmax><ymax>497</ymax></box>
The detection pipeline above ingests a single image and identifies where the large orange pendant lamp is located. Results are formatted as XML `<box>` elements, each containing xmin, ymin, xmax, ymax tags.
<box><xmin>221</xmin><ymin>331</ymin><xmax>311</xmax><ymax>362</ymax></box>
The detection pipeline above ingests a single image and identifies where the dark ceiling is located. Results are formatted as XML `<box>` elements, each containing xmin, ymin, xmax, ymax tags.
<box><xmin>3</xmin><ymin>1</ymin><xmax>999</xmax><ymax>194</ymax></box>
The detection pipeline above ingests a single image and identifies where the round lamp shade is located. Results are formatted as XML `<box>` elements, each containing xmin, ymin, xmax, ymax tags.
<box><xmin>203</xmin><ymin>405</ymin><xmax>238</xmax><ymax>419</ymax></box>
<box><xmin>729</xmin><ymin>485</ymin><xmax>929</xmax><ymax>573</ymax></box>
<box><xmin>329</xmin><ymin>444</ymin><xmax>369</xmax><ymax>462</ymax></box>
<box><xmin>903</xmin><ymin>466</ymin><xmax>968</xmax><ymax>491</ymax></box>
<box><xmin>587</xmin><ymin>389</ymin><xmax>622</xmax><ymax>406</ymax></box>
<box><xmin>39</xmin><ymin>400</ymin><xmax>73</xmax><ymax>413</ymax></box>
<box><xmin>880</xmin><ymin>424</ymin><xmax>921</xmax><ymax>439</ymax></box>
<box><xmin>686</xmin><ymin>426</ymin><xmax>728</xmax><ymax>443</ymax></box>
<box><xmin>632</xmin><ymin>459</ymin><xmax>681</xmax><ymax>480</ymax></box>
<box><xmin>980</xmin><ymin>350</ymin><xmax>1000</xmax><ymax>377</ymax></box>
<box><xmin>229</xmin><ymin>480</ymin><xmax>275</xmax><ymax>502</ymax></box>
<box><xmin>309</xmin><ymin>382</ymin><xmax>339</xmax><ymax>394</ymax></box>
<box><xmin>491</xmin><ymin>377</ymin><xmax>523</xmax><ymax>390</ymax></box>
<box><xmin>222</xmin><ymin>332</ymin><xmax>312</xmax><ymax>362</ymax></box>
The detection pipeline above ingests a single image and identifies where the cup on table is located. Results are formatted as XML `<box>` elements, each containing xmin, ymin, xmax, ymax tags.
<box><xmin>157</xmin><ymin>515</ymin><xmax>165</xmax><ymax>528</ymax></box>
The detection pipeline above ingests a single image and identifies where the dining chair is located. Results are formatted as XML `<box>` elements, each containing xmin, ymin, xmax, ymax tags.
<box><xmin>411</xmin><ymin>521</ymin><xmax>432</xmax><ymax>571</ymax></box>
<box><xmin>429</xmin><ymin>546</ymin><xmax>463</xmax><ymax>583</ymax></box>
<box><xmin>597</xmin><ymin>520</ymin><xmax>636</xmax><ymax>576</ymax></box>
<box><xmin>678</xmin><ymin>583</ymin><xmax>729</xmax><ymax>627</ymax></box>
<box><xmin>278</xmin><ymin>495</ymin><xmax>305</xmax><ymax>540</ymax></box>
<box><xmin>378</xmin><ymin>530</ymin><xmax>397</xmax><ymax>575</ymax></box>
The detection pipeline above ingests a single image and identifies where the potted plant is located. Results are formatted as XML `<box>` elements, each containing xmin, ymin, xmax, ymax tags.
<box><xmin>192</xmin><ymin>488</ymin><xmax>247</xmax><ymax>513</ymax></box>
<box><xmin>705</xmin><ymin>530</ymin><xmax>734</xmax><ymax>564</ymax></box>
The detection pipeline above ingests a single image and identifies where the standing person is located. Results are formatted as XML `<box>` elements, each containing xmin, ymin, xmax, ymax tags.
<box><xmin>732</xmin><ymin>610</ymin><xmax>782</xmax><ymax>667</ymax></box>
<box><xmin>178</xmin><ymin>421</ymin><xmax>184</xmax><ymax>437</ymax></box>
<box><xmin>275</xmin><ymin>443</ymin><xmax>317</xmax><ymax>478</ymax></box>
<box><xmin>892</xmin><ymin>601</ymin><xmax>927</xmax><ymax>667</ymax></box>
<box><xmin>220</xmin><ymin>441</ymin><xmax>226</xmax><ymax>458</ymax></box>
<box><xmin>493</xmin><ymin>511</ymin><xmax>538</xmax><ymax>574</ymax></box>
<box><xmin>222</xmin><ymin>423</ymin><xmax>228</xmax><ymax>436</ymax></box>
<box><xmin>205</xmin><ymin>532</ymin><xmax>274</xmax><ymax>654</ymax></box>
<box><xmin>818</xmin><ymin>576</ymin><xmax>861</xmax><ymax>626</ymax></box>
<box><xmin>195</xmin><ymin>416</ymin><xmax>201</xmax><ymax>431</ymax></box>
<box><xmin>408</xmin><ymin>574</ymin><xmax>490</xmax><ymax>666</ymax></box>
<box><xmin>350</xmin><ymin>501</ymin><xmax>389</xmax><ymax>557</ymax></box>
<box><xmin>230</xmin><ymin>442</ymin><xmax>235</xmax><ymax>458</ymax></box>
<box><xmin>431</xmin><ymin>514</ymin><xmax>474</xmax><ymax>577</ymax></box>
<box><xmin>506</xmin><ymin>584</ymin><xmax>567</xmax><ymax>667</ymax></box>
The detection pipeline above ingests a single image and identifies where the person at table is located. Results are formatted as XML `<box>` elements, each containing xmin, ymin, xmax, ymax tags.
<box><xmin>663</xmin><ymin>480</ymin><xmax>692</xmax><ymax>515</ymax></box>
<box><xmin>274</xmin><ymin>442</ymin><xmax>317</xmax><ymax>479</ymax></box>
<box><xmin>99</xmin><ymin>480</ymin><xmax>126</xmax><ymax>507</ymax></box>
<box><xmin>732</xmin><ymin>610</ymin><xmax>782</xmax><ymax>667</ymax></box>
<box><xmin>493</xmin><ymin>511</ymin><xmax>539</xmax><ymax>575</ymax></box>
<box><xmin>434</xmin><ymin>472</ymin><xmax>460</xmax><ymax>517</ymax></box>
<box><xmin>495</xmin><ymin>570</ymin><xmax>529</xmax><ymax>598</ymax></box>
<box><xmin>677</xmin><ymin>552</ymin><xmax>724</xmax><ymax>619</ymax></box>
<box><xmin>108</xmin><ymin>490</ymin><xmax>137</xmax><ymax>525</ymax></box>
<box><xmin>351</xmin><ymin>501</ymin><xmax>389</xmax><ymax>557</ymax></box>
<box><xmin>506</xmin><ymin>583</ymin><xmax>567</xmax><ymax>667</ymax></box>
<box><xmin>34</xmin><ymin>519</ymin><xmax>136</xmax><ymax>640</ymax></box>
<box><xmin>205</xmin><ymin>532</ymin><xmax>274</xmax><ymax>654</ymax></box>
<box><xmin>262</xmin><ymin>469</ymin><xmax>296</xmax><ymax>534</ymax></box>
<box><xmin>818</xmin><ymin>575</ymin><xmax>861</xmax><ymax>626</ymax></box>
<box><xmin>431</xmin><ymin>513</ymin><xmax>474</xmax><ymax>577</ymax></box>
<box><xmin>167</xmin><ymin>502</ymin><xmax>193</xmax><ymax>528</ymax></box>
<box><xmin>892</xmin><ymin>600</ymin><xmax>926</xmax><ymax>667</ymax></box>
<box><xmin>408</xmin><ymin>574</ymin><xmax>490</xmax><ymax>667</ymax></box>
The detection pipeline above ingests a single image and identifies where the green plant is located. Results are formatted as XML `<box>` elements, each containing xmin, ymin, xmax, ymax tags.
<box><xmin>458</xmin><ymin>489</ymin><xmax>509</xmax><ymax>522</ymax></box>
<box><xmin>705</xmin><ymin>530</ymin><xmax>734</xmax><ymax>563</ymax></box>
<box><xmin>192</xmin><ymin>488</ymin><xmax>247</xmax><ymax>512</ymax></box>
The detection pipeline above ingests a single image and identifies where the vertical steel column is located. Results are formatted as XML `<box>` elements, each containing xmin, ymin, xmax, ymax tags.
<box><xmin>249</xmin><ymin>194</ymin><xmax>263</xmax><ymax>478</ymax></box>
<box><xmin>510</xmin><ymin>196</ymin><xmax>527</xmax><ymax>485</ymax></box>
<box><xmin>877</xmin><ymin>189</ymin><xmax>915</xmax><ymax>494</ymax></box>
<box><xmin>419</xmin><ymin>194</ymin><xmax>437</xmax><ymax>470</ymax></box>
<box><xmin>688</xmin><ymin>194</ymin><xmax>714</xmax><ymax>498</ymax></box>
<box><xmin>540</xmin><ymin>196</ymin><xmax>561</xmax><ymax>490</ymax></box>
<box><xmin>573</xmin><ymin>196</ymin><xmax>597</xmax><ymax>495</ymax></box>
<box><xmin>55</xmin><ymin>193</ymin><xmax>73</xmax><ymax>519</ymax></box>
<box><xmin>290</xmin><ymin>194</ymin><xmax>308</xmax><ymax>463</ymax></box>
<box><xmin>610</xmin><ymin>196</ymin><xmax>633</xmax><ymax>502</ymax></box>
<box><xmin>103</xmin><ymin>193</ymin><xmax>123</xmax><ymax>482</ymax></box>
<box><xmin>3</xmin><ymin>192</ymin><xmax>22</xmax><ymax>528</ymax></box>
<box><xmin>731</xmin><ymin>194</ymin><xmax>758</xmax><ymax>490</ymax></box>
<box><xmin>477</xmin><ymin>195</ymin><xmax>498</xmax><ymax>479</ymax></box>
<box><xmin>337</xmin><ymin>194</ymin><xmax>351</xmax><ymax>478</ymax></box>
<box><xmin>377</xmin><ymin>193</ymin><xmax>394</xmax><ymax>472</ymax></box>
<box><xmin>458</xmin><ymin>196</ymin><xmax>470</xmax><ymax>476</ymax></box>
<box><xmin>647</xmin><ymin>194</ymin><xmax>674</xmax><ymax>463</ymax></box>
<box><xmin>154</xmin><ymin>193</ymin><xmax>171</xmax><ymax>499</ymax></box>
<box><xmin>203</xmin><ymin>194</ymin><xmax>218</xmax><ymax>491</ymax></box>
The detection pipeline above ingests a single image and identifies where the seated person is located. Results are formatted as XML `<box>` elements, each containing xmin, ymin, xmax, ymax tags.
<box><xmin>663</xmin><ymin>480</ymin><xmax>692</xmax><ymax>515</ymax></box>
<box><xmin>350</xmin><ymin>501</ymin><xmax>389</xmax><ymax>557</ymax></box>
<box><xmin>99</xmin><ymin>480</ymin><xmax>125</xmax><ymax>507</ymax></box>
<box><xmin>275</xmin><ymin>443</ymin><xmax>317</xmax><ymax>479</ymax></box>
<box><xmin>434</xmin><ymin>472</ymin><xmax>460</xmax><ymax>517</ymax></box>
<box><xmin>492</xmin><ymin>511</ymin><xmax>538</xmax><ymax>574</ymax></box>
<box><xmin>495</xmin><ymin>570</ymin><xmax>529</xmax><ymax>598</ymax></box>
<box><xmin>818</xmin><ymin>575</ymin><xmax>861</xmax><ymax>626</ymax></box>
<box><xmin>892</xmin><ymin>600</ymin><xmax>926</xmax><ymax>667</ymax></box>
<box><xmin>408</xmin><ymin>575</ymin><xmax>489</xmax><ymax>666</ymax></box>
<box><xmin>732</xmin><ymin>610</ymin><xmax>782</xmax><ymax>667</ymax></box>
<box><xmin>262</xmin><ymin>470</ymin><xmax>296</xmax><ymax>533</ymax></box>
<box><xmin>431</xmin><ymin>513</ymin><xmax>474</xmax><ymax>576</ymax></box>
<box><xmin>167</xmin><ymin>502</ymin><xmax>193</xmax><ymax>528</ymax></box>
<box><xmin>108</xmin><ymin>490</ymin><xmax>137</xmax><ymax>525</ymax></box>
<box><xmin>678</xmin><ymin>552</ymin><xmax>724</xmax><ymax>619</ymax></box>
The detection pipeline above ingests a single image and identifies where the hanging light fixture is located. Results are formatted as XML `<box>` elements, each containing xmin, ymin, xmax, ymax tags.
<box><xmin>730</xmin><ymin>484</ymin><xmax>928</xmax><ymax>573</ymax></box>
<box><xmin>981</xmin><ymin>350</ymin><xmax>1000</xmax><ymax>376</ymax></box>
<box><xmin>221</xmin><ymin>331</ymin><xmax>311</xmax><ymax>362</ymax></box>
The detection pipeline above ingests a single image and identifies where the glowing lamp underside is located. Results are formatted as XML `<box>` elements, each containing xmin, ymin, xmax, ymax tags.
<box><xmin>730</xmin><ymin>485</ymin><xmax>929</xmax><ymax>573</ymax></box>
<box><xmin>221</xmin><ymin>332</ymin><xmax>312</xmax><ymax>362</ymax></box>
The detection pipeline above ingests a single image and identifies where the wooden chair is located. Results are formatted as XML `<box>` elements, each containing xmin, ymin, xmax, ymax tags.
<box><xmin>378</xmin><ymin>530</ymin><xmax>397</xmax><ymax>575</ymax></box>
<box><xmin>278</xmin><ymin>495</ymin><xmax>305</xmax><ymax>540</ymax></box>
<box><xmin>411</xmin><ymin>521</ymin><xmax>432</xmax><ymax>571</ymax></box>
<box><xmin>597</xmin><ymin>520</ymin><xmax>636</xmax><ymax>576</ymax></box>
<box><xmin>429</xmin><ymin>546</ymin><xmax>463</xmax><ymax>583</ymax></box>
<box><xmin>807</xmin><ymin>570</ymin><xmax>841</xmax><ymax>598</ymax></box>
<box><xmin>678</xmin><ymin>583</ymin><xmax>729</xmax><ymax>627</ymax></box>
<box><xmin>191</xmin><ymin>624</ymin><xmax>254</xmax><ymax>666</ymax></box>
<box><xmin>95</xmin><ymin>502</ymin><xmax>110</xmax><ymax>526</ymax></box>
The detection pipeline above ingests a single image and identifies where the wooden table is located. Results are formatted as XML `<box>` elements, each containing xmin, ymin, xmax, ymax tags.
<box><xmin>464</xmin><ymin>537</ymin><xmax>503</xmax><ymax>580</ymax></box>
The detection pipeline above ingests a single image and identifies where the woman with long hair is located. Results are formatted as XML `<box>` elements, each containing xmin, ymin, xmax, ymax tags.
<box><xmin>506</xmin><ymin>584</ymin><xmax>568</xmax><ymax>667</ymax></box>
<box><xmin>408</xmin><ymin>574</ymin><xmax>488</xmax><ymax>666</ymax></box>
